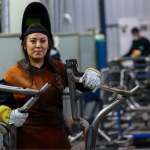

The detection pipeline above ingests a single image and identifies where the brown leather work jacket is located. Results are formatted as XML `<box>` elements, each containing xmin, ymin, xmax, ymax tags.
<box><xmin>3</xmin><ymin>60</ymin><xmax>66</xmax><ymax>126</ymax></box>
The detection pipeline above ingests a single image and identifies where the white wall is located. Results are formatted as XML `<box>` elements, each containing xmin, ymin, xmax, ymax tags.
<box><xmin>9</xmin><ymin>0</ymin><xmax>40</xmax><ymax>33</ymax></box>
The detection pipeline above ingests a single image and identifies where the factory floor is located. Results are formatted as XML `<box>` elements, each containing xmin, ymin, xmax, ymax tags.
<box><xmin>71</xmin><ymin>120</ymin><xmax>150</xmax><ymax>150</ymax></box>
<box><xmin>103</xmin><ymin>121</ymin><xmax>150</xmax><ymax>150</ymax></box>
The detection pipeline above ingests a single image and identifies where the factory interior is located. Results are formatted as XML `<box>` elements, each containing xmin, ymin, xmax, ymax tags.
<box><xmin>1</xmin><ymin>0</ymin><xmax>150</xmax><ymax>150</ymax></box>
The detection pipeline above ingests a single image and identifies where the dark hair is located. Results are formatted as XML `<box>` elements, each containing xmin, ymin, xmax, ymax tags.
<box><xmin>19</xmin><ymin>23</ymin><xmax>60</xmax><ymax>84</ymax></box>
<box><xmin>131</xmin><ymin>27</ymin><xmax>139</xmax><ymax>33</ymax></box>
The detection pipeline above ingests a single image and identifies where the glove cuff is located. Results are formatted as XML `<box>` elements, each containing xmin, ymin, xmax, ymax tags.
<box><xmin>85</xmin><ymin>68</ymin><xmax>101</xmax><ymax>76</ymax></box>
<box><xmin>0</xmin><ymin>105</ymin><xmax>12</xmax><ymax>124</ymax></box>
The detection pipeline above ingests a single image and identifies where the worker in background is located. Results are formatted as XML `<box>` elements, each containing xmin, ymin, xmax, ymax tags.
<box><xmin>124</xmin><ymin>27</ymin><xmax>150</xmax><ymax>58</ymax></box>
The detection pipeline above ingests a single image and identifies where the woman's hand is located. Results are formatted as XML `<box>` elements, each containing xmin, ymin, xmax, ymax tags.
<box><xmin>8</xmin><ymin>108</ymin><xmax>29</xmax><ymax>127</ymax></box>
<box><xmin>79</xmin><ymin>68</ymin><xmax>101</xmax><ymax>93</ymax></box>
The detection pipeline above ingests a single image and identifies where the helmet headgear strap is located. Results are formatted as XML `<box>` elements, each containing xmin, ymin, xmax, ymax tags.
<box><xmin>23</xmin><ymin>28</ymin><xmax>51</xmax><ymax>39</ymax></box>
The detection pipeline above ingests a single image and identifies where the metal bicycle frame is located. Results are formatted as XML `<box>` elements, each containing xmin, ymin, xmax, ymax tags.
<box><xmin>110</xmin><ymin>56</ymin><xmax>150</xmax><ymax>62</ymax></box>
<box><xmin>0</xmin><ymin>83</ymin><xmax>51</xmax><ymax>149</ymax></box>
<box><xmin>0</xmin><ymin>58</ymin><xmax>141</xmax><ymax>150</ymax></box>
<box><xmin>66</xmin><ymin>59</ymin><xmax>140</xmax><ymax>150</ymax></box>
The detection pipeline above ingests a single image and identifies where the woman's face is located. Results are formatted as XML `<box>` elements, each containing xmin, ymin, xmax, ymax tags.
<box><xmin>24</xmin><ymin>33</ymin><xmax>49</xmax><ymax>63</ymax></box>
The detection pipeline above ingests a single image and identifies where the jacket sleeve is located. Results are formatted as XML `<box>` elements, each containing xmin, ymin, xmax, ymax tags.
<box><xmin>0</xmin><ymin>79</ymin><xmax>15</xmax><ymax>109</ymax></box>
<box><xmin>141</xmin><ymin>39</ymin><xmax>150</xmax><ymax>55</ymax></box>
<box><xmin>0</xmin><ymin>79</ymin><xmax>14</xmax><ymax>123</ymax></box>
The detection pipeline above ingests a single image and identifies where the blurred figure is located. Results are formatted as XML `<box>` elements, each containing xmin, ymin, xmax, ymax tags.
<box><xmin>124</xmin><ymin>27</ymin><xmax>150</xmax><ymax>58</ymax></box>
<box><xmin>51</xmin><ymin>36</ymin><xmax>61</xmax><ymax>61</ymax></box>
<box><xmin>51</xmin><ymin>46</ymin><xmax>61</xmax><ymax>61</ymax></box>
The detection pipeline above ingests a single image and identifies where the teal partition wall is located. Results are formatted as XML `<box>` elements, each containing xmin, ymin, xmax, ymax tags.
<box><xmin>0</xmin><ymin>34</ymin><xmax>22</xmax><ymax>79</ymax></box>
<box><xmin>79</xmin><ymin>34</ymin><xmax>96</xmax><ymax>72</ymax></box>
<box><xmin>58</xmin><ymin>33</ymin><xmax>81</xmax><ymax>70</ymax></box>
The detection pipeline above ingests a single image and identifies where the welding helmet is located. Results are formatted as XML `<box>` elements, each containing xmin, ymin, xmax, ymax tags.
<box><xmin>19</xmin><ymin>2</ymin><xmax>54</xmax><ymax>46</ymax></box>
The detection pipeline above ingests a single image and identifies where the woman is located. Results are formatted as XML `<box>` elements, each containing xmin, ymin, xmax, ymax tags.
<box><xmin>0</xmin><ymin>22</ymin><xmax>101</xmax><ymax>149</ymax></box>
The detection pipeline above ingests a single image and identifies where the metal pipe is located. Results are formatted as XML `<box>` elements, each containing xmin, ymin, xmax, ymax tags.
<box><xmin>0</xmin><ymin>83</ymin><xmax>51</xmax><ymax>149</ymax></box>
<box><xmin>98</xmin><ymin>128</ymin><xmax>111</xmax><ymax>142</ymax></box>
<box><xmin>111</xmin><ymin>56</ymin><xmax>150</xmax><ymax>62</ymax></box>
<box><xmin>91</xmin><ymin>86</ymin><xmax>140</xmax><ymax>149</ymax></box>
<box><xmin>120</xmin><ymin>68</ymin><xmax>129</xmax><ymax>88</ymax></box>
<box><xmin>67</xmin><ymin>69</ymin><xmax>80</xmax><ymax>120</ymax></box>
<box><xmin>73</xmin><ymin>75</ymin><xmax>131</xmax><ymax>96</ymax></box>
<box><xmin>10</xmin><ymin>125</ymin><xmax>17</xmax><ymax>149</ymax></box>
<box><xmin>18</xmin><ymin>83</ymin><xmax>51</xmax><ymax>113</ymax></box>
<box><xmin>69</xmin><ymin>131</ymin><xmax>83</xmax><ymax>142</ymax></box>
<box><xmin>99</xmin><ymin>83</ymin><xmax>130</xmax><ymax>96</ymax></box>
<box><xmin>0</xmin><ymin>122</ymin><xmax>17</xmax><ymax>149</ymax></box>
<box><xmin>0</xmin><ymin>84</ymin><xmax>41</xmax><ymax>95</ymax></box>
<box><xmin>91</xmin><ymin>96</ymin><xmax>127</xmax><ymax>149</ymax></box>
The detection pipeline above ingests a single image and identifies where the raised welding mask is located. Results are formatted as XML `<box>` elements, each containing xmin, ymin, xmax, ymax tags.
<box><xmin>20</xmin><ymin>2</ymin><xmax>54</xmax><ymax>46</ymax></box>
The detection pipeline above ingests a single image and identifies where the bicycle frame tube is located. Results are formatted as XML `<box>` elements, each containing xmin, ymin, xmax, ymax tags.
<box><xmin>0</xmin><ymin>83</ymin><xmax>51</xmax><ymax>113</ymax></box>
<box><xmin>112</xmin><ymin>56</ymin><xmax>150</xmax><ymax>62</ymax></box>
<box><xmin>18</xmin><ymin>83</ymin><xmax>51</xmax><ymax>113</ymax></box>
<box><xmin>66</xmin><ymin>59</ymin><xmax>140</xmax><ymax>150</ymax></box>
<box><xmin>0</xmin><ymin>83</ymin><xmax>51</xmax><ymax>149</ymax></box>
<box><xmin>73</xmin><ymin>76</ymin><xmax>131</xmax><ymax>96</ymax></box>
<box><xmin>66</xmin><ymin>69</ymin><xmax>80</xmax><ymax>120</ymax></box>
<box><xmin>0</xmin><ymin>84</ymin><xmax>42</xmax><ymax>95</ymax></box>
<box><xmin>91</xmin><ymin>86</ymin><xmax>140</xmax><ymax>149</ymax></box>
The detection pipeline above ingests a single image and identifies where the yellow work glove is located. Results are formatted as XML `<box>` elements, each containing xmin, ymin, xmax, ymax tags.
<box><xmin>132</xmin><ymin>49</ymin><xmax>141</xmax><ymax>58</ymax></box>
<box><xmin>0</xmin><ymin>105</ymin><xmax>12</xmax><ymax>124</ymax></box>
<box><xmin>79</xmin><ymin>68</ymin><xmax>101</xmax><ymax>93</ymax></box>
<box><xmin>0</xmin><ymin>105</ymin><xmax>29</xmax><ymax>127</ymax></box>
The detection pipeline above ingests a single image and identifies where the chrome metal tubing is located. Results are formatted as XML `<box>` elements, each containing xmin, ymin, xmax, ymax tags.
<box><xmin>69</xmin><ymin>131</ymin><xmax>83</xmax><ymax>142</ymax></box>
<box><xmin>120</xmin><ymin>68</ymin><xmax>129</xmax><ymax>88</ymax></box>
<box><xmin>67</xmin><ymin>69</ymin><xmax>80</xmax><ymax>120</ymax></box>
<box><xmin>9</xmin><ymin>125</ymin><xmax>17</xmax><ymax>149</ymax></box>
<box><xmin>18</xmin><ymin>83</ymin><xmax>51</xmax><ymax>113</ymax></box>
<box><xmin>111</xmin><ymin>56</ymin><xmax>150</xmax><ymax>62</ymax></box>
<box><xmin>91</xmin><ymin>86</ymin><xmax>140</xmax><ymax>149</ymax></box>
<box><xmin>0</xmin><ymin>84</ymin><xmax>41</xmax><ymax>95</ymax></box>
<box><xmin>0</xmin><ymin>122</ymin><xmax>17</xmax><ymax>149</ymax></box>
<box><xmin>98</xmin><ymin>128</ymin><xmax>111</xmax><ymax>142</ymax></box>
<box><xmin>0</xmin><ymin>83</ymin><xmax>51</xmax><ymax>148</ymax></box>
<box><xmin>99</xmin><ymin>83</ymin><xmax>131</xmax><ymax>96</ymax></box>
<box><xmin>73</xmin><ymin>75</ymin><xmax>131</xmax><ymax>96</ymax></box>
